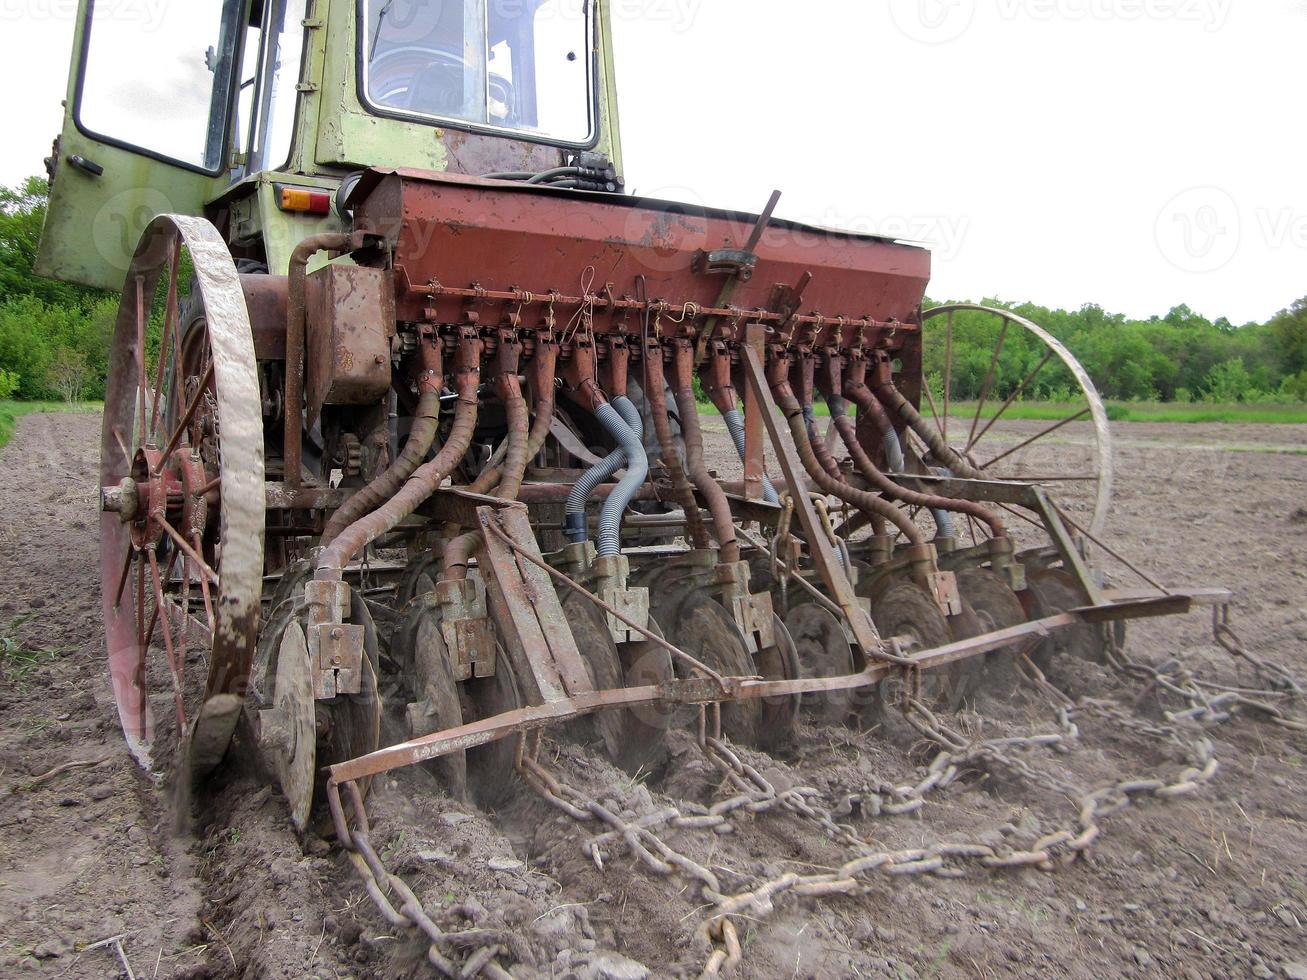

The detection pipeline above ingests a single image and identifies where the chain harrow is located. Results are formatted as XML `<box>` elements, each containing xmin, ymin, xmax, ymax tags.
<box><xmin>321</xmin><ymin>608</ymin><xmax>1301</xmax><ymax>978</ymax></box>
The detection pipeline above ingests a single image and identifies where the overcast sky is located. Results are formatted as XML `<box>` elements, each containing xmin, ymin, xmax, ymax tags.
<box><xmin>2</xmin><ymin>0</ymin><xmax>1303</xmax><ymax>324</ymax></box>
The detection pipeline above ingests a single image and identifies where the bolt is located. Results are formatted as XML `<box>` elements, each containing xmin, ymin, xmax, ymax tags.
<box><xmin>331</xmin><ymin>627</ymin><xmax>342</xmax><ymax>639</ymax></box>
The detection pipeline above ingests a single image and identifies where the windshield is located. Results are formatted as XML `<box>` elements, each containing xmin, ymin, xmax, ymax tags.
<box><xmin>360</xmin><ymin>0</ymin><xmax>594</xmax><ymax>146</ymax></box>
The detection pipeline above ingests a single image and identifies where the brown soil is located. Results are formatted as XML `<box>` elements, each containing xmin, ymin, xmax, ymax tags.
<box><xmin>0</xmin><ymin>410</ymin><xmax>1304</xmax><ymax>979</ymax></box>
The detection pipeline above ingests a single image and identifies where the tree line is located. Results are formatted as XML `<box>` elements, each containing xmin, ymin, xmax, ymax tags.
<box><xmin>1</xmin><ymin>175</ymin><xmax>1304</xmax><ymax>406</ymax></box>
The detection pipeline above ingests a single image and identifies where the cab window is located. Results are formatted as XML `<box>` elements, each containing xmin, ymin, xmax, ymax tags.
<box><xmin>76</xmin><ymin>0</ymin><xmax>245</xmax><ymax>173</ymax></box>
<box><xmin>360</xmin><ymin>0</ymin><xmax>594</xmax><ymax>146</ymax></box>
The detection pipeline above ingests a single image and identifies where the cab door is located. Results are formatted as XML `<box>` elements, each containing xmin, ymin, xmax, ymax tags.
<box><xmin>36</xmin><ymin>0</ymin><xmax>247</xmax><ymax>290</ymax></box>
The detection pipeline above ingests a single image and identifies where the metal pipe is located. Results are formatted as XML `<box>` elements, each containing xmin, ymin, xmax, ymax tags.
<box><xmin>285</xmin><ymin>232</ymin><xmax>359</xmax><ymax>489</ymax></box>
<box><xmin>316</xmin><ymin>336</ymin><xmax>482</xmax><ymax>579</ymax></box>
<box><xmin>320</xmin><ymin>340</ymin><xmax>443</xmax><ymax>547</ymax></box>
<box><xmin>671</xmin><ymin>342</ymin><xmax>740</xmax><ymax>563</ymax></box>
<box><xmin>767</xmin><ymin>352</ymin><xmax>923</xmax><ymax>545</ymax></box>
<box><xmin>644</xmin><ymin>340</ymin><xmax>710</xmax><ymax>549</ymax></box>
<box><xmin>873</xmin><ymin>370</ymin><xmax>983</xmax><ymax>480</ymax></box>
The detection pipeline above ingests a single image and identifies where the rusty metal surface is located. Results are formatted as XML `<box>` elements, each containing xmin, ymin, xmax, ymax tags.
<box><xmin>239</xmin><ymin>273</ymin><xmax>288</xmax><ymax>360</ymax></box>
<box><xmin>476</xmin><ymin>507</ymin><xmax>595</xmax><ymax>704</ymax></box>
<box><xmin>305</xmin><ymin>264</ymin><xmax>395</xmax><ymax>423</ymax></box>
<box><xmin>99</xmin><ymin>215</ymin><xmax>265</xmax><ymax>774</ymax></box>
<box><xmin>352</xmin><ymin>169</ymin><xmax>930</xmax><ymax>331</ymax></box>
<box><xmin>739</xmin><ymin>346</ymin><xmax>889</xmax><ymax>667</ymax></box>
<box><xmin>324</xmin><ymin>588</ymin><xmax>1216</xmax><ymax>786</ymax></box>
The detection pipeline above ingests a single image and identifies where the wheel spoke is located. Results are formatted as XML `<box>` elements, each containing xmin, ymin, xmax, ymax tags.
<box><xmin>979</xmin><ymin>407</ymin><xmax>1091</xmax><ymax>471</ymax></box>
<box><xmin>158</xmin><ymin>361</ymin><xmax>215</xmax><ymax>466</ymax></box>
<box><xmin>967</xmin><ymin>317</ymin><xmax>1009</xmax><ymax>450</ymax></box>
<box><xmin>1021</xmin><ymin>474</ymin><xmax>1099</xmax><ymax>483</ymax></box>
<box><xmin>920</xmin><ymin>378</ymin><xmax>944</xmax><ymax>436</ymax></box>
<box><xmin>147</xmin><ymin>548</ymin><xmax>187</xmax><ymax>732</ymax></box>
<box><xmin>158</xmin><ymin>517</ymin><xmax>220</xmax><ymax>585</ymax></box>
<box><xmin>113</xmin><ymin>545</ymin><xmax>135</xmax><ymax>608</ymax></box>
<box><xmin>193</xmin><ymin>532</ymin><xmax>216</xmax><ymax>634</ymax></box>
<box><xmin>966</xmin><ymin>349</ymin><xmax>1055</xmax><ymax>453</ymax></box>
<box><xmin>942</xmin><ymin>310</ymin><xmax>953</xmax><ymax>443</ymax></box>
<box><xmin>995</xmin><ymin>502</ymin><xmax>1047</xmax><ymax>531</ymax></box>
<box><xmin>149</xmin><ymin>238</ymin><xmax>182</xmax><ymax>442</ymax></box>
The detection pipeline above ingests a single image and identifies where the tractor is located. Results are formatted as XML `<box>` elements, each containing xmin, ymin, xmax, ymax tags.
<box><xmin>35</xmin><ymin>1</ymin><xmax>1232</xmax><ymax>973</ymax></box>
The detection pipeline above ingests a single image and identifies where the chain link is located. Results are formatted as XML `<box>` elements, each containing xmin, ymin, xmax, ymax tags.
<box><xmin>323</xmin><ymin>608</ymin><xmax>1302</xmax><ymax>977</ymax></box>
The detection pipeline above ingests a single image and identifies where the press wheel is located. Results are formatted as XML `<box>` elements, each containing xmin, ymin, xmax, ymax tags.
<box><xmin>867</xmin><ymin>581</ymin><xmax>971</xmax><ymax>720</ymax></box>
<box><xmin>98</xmin><ymin>215</ymin><xmax>264</xmax><ymax>781</ymax></box>
<box><xmin>785</xmin><ymin>603</ymin><xmax>856</xmax><ymax>726</ymax></box>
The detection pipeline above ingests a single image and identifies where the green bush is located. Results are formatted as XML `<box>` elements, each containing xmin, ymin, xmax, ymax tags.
<box><xmin>0</xmin><ymin>369</ymin><xmax>17</xmax><ymax>400</ymax></box>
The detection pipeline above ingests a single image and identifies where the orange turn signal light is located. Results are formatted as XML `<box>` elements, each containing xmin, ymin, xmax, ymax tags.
<box><xmin>277</xmin><ymin>186</ymin><xmax>332</xmax><ymax>215</ymax></box>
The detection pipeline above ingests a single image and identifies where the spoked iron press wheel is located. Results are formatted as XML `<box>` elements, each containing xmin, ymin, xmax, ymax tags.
<box><xmin>919</xmin><ymin>304</ymin><xmax>1114</xmax><ymax>540</ymax></box>
<box><xmin>98</xmin><ymin>216</ymin><xmax>264</xmax><ymax>784</ymax></box>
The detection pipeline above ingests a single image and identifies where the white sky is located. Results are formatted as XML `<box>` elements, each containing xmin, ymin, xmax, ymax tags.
<box><xmin>2</xmin><ymin>0</ymin><xmax>1304</xmax><ymax>324</ymax></box>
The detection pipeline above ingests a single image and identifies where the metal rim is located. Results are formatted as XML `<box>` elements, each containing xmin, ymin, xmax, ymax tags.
<box><xmin>99</xmin><ymin>215</ymin><xmax>264</xmax><ymax>776</ymax></box>
<box><xmin>920</xmin><ymin>304</ymin><xmax>1113</xmax><ymax>537</ymax></box>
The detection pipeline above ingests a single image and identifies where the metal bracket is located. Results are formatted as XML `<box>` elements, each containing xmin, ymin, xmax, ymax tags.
<box><xmin>592</xmin><ymin>554</ymin><xmax>650</xmax><ymax>645</ymax></box>
<box><xmin>302</xmin><ymin>579</ymin><xmax>363</xmax><ymax>698</ymax></box>
<box><xmin>693</xmin><ymin>248</ymin><xmax>758</xmax><ymax>280</ymax></box>
<box><xmin>435</xmin><ymin>578</ymin><xmax>497</xmax><ymax>681</ymax></box>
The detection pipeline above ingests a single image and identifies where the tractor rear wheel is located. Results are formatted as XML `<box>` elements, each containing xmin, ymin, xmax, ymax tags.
<box><xmin>98</xmin><ymin>215</ymin><xmax>264</xmax><ymax>786</ymax></box>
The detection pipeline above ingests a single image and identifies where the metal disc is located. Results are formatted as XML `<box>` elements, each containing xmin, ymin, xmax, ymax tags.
<box><xmin>616</xmin><ymin>616</ymin><xmax>675</xmax><ymax>775</ymax></box>
<box><xmin>463</xmin><ymin>646</ymin><xmax>523</xmax><ymax>809</ymax></box>
<box><xmin>865</xmin><ymin>580</ymin><xmax>971</xmax><ymax>724</ymax></box>
<box><xmin>561</xmin><ymin>592</ymin><xmax>662</xmax><ymax>772</ymax></box>
<box><xmin>667</xmin><ymin>589</ymin><xmax>763</xmax><ymax>747</ymax></box>
<box><xmin>755</xmin><ymin>615</ymin><xmax>802</xmax><ymax>750</ymax></box>
<box><xmin>265</xmin><ymin>620</ymin><xmax>316</xmax><ymax>832</ymax></box>
<box><xmin>404</xmin><ymin>599</ymin><xmax>469</xmax><ymax>801</ymax></box>
<box><xmin>785</xmin><ymin>603</ymin><xmax>856</xmax><ymax>726</ymax></box>
<box><xmin>957</xmin><ymin>567</ymin><xmax>1029</xmax><ymax>686</ymax></box>
<box><xmin>1025</xmin><ymin>567</ymin><xmax>1110</xmax><ymax>668</ymax></box>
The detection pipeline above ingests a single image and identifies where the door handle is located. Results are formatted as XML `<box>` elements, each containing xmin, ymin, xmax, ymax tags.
<box><xmin>68</xmin><ymin>155</ymin><xmax>104</xmax><ymax>177</ymax></box>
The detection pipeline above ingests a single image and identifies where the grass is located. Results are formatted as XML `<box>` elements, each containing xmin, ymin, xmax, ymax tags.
<box><xmin>695</xmin><ymin>399</ymin><xmax>1307</xmax><ymax>424</ymax></box>
<box><xmin>949</xmin><ymin>400</ymin><xmax>1307</xmax><ymax>425</ymax></box>
<box><xmin>0</xmin><ymin>400</ymin><xmax>101</xmax><ymax>451</ymax></box>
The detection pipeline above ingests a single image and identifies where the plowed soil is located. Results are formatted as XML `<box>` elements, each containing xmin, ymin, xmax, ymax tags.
<box><xmin>1</xmin><ymin>410</ymin><xmax>1304</xmax><ymax>979</ymax></box>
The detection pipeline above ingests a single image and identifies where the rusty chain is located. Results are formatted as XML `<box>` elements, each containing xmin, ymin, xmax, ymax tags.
<box><xmin>515</xmin><ymin>626</ymin><xmax>1299</xmax><ymax>978</ymax></box>
<box><xmin>321</xmin><ymin>595</ymin><xmax>1302</xmax><ymax>978</ymax></box>
<box><xmin>326</xmin><ymin>779</ymin><xmax>514</xmax><ymax>980</ymax></box>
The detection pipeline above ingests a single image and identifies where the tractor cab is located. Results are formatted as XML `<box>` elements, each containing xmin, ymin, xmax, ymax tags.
<box><xmin>37</xmin><ymin>0</ymin><xmax>619</xmax><ymax>290</ymax></box>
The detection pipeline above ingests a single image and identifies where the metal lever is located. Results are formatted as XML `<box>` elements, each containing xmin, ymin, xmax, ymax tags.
<box><xmin>68</xmin><ymin>155</ymin><xmax>104</xmax><ymax>177</ymax></box>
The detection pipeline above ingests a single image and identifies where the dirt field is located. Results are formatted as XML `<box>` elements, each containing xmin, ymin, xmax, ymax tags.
<box><xmin>0</xmin><ymin>410</ymin><xmax>1304</xmax><ymax>979</ymax></box>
